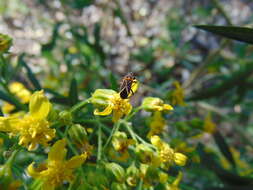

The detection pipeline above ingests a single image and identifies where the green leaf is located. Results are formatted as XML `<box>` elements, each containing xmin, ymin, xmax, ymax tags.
<box><xmin>19</xmin><ymin>54</ymin><xmax>42</xmax><ymax>90</ymax></box>
<box><xmin>0</xmin><ymin>90</ymin><xmax>26</xmax><ymax>111</ymax></box>
<box><xmin>195</xmin><ymin>25</ymin><xmax>253</xmax><ymax>44</ymax></box>
<box><xmin>51</xmin><ymin>97</ymin><xmax>69</xmax><ymax>105</ymax></box>
<box><xmin>213</xmin><ymin>131</ymin><xmax>236</xmax><ymax>168</ymax></box>
<box><xmin>69</xmin><ymin>78</ymin><xmax>78</xmax><ymax>106</ymax></box>
<box><xmin>41</xmin><ymin>22</ymin><xmax>61</xmax><ymax>52</ymax></box>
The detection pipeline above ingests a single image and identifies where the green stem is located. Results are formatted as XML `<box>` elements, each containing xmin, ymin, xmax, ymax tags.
<box><xmin>70</xmin><ymin>98</ymin><xmax>90</xmax><ymax>113</ymax></box>
<box><xmin>97</xmin><ymin>124</ymin><xmax>102</xmax><ymax>161</ymax></box>
<box><xmin>122</xmin><ymin>120</ymin><xmax>154</xmax><ymax>147</ymax></box>
<box><xmin>6</xmin><ymin>148</ymin><xmax>21</xmax><ymax>167</ymax></box>
<box><xmin>103</xmin><ymin>121</ymin><xmax>121</xmax><ymax>150</ymax></box>
<box><xmin>122</xmin><ymin>121</ymin><xmax>137</xmax><ymax>142</ymax></box>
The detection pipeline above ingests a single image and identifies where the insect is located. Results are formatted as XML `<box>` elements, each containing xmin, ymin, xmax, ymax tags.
<box><xmin>119</xmin><ymin>72</ymin><xmax>137</xmax><ymax>99</ymax></box>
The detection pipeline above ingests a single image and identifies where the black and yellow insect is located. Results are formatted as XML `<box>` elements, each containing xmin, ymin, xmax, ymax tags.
<box><xmin>119</xmin><ymin>72</ymin><xmax>138</xmax><ymax>99</ymax></box>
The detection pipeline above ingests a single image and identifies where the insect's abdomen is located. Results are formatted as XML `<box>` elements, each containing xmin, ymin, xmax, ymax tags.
<box><xmin>120</xmin><ymin>88</ymin><xmax>129</xmax><ymax>99</ymax></box>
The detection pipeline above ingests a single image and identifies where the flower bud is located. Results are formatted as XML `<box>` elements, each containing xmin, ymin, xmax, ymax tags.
<box><xmin>142</xmin><ymin>97</ymin><xmax>173</xmax><ymax>112</ymax></box>
<box><xmin>68</xmin><ymin>124</ymin><xmax>88</xmax><ymax>145</ymax></box>
<box><xmin>90</xmin><ymin>89</ymin><xmax>117</xmax><ymax>107</ymax></box>
<box><xmin>174</xmin><ymin>152</ymin><xmax>187</xmax><ymax>166</ymax></box>
<box><xmin>86</xmin><ymin>171</ymin><xmax>109</xmax><ymax>188</ymax></box>
<box><xmin>105</xmin><ymin>162</ymin><xmax>125</xmax><ymax>183</ymax></box>
<box><xmin>126</xmin><ymin>163</ymin><xmax>139</xmax><ymax>187</ymax></box>
<box><xmin>0</xmin><ymin>33</ymin><xmax>12</xmax><ymax>53</ymax></box>
<box><xmin>135</xmin><ymin>144</ymin><xmax>161</xmax><ymax>167</ymax></box>
<box><xmin>29</xmin><ymin>90</ymin><xmax>51</xmax><ymax>119</ymax></box>
<box><xmin>59</xmin><ymin>110</ymin><xmax>72</xmax><ymax>125</ymax></box>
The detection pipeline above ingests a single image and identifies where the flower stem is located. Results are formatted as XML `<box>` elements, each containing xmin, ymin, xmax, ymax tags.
<box><xmin>70</xmin><ymin>98</ymin><xmax>90</xmax><ymax>113</ymax></box>
<box><xmin>103</xmin><ymin>121</ymin><xmax>121</xmax><ymax>150</ymax></box>
<box><xmin>97</xmin><ymin>124</ymin><xmax>102</xmax><ymax>162</ymax></box>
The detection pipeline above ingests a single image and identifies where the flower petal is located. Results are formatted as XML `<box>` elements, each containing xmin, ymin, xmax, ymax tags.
<box><xmin>66</xmin><ymin>153</ymin><xmax>87</xmax><ymax>169</ymax></box>
<box><xmin>27</xmin><ymin>162</ymin><xmax>47</xmax><ymax>178</ymax></box>
<box><xmin>94</xmin><ymin>104</ymin><xmax>113</xmax><ymax>116</ymax></box>
<box><xmin>48</xmin><ymin>139</ymin><xmax>67</xmax><ymax>162</ymax></box>
<box><xmin>29</xmin><ymin>90</ymin><xmax>51</xmax><ymax>119</ymax></box>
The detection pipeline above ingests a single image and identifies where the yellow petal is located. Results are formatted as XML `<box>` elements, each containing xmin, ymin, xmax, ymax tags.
<box><xmin>66</xmin><ymin>153</ymin><xmax>87</xmax><ymax>169</ymax></box>
<box><xmin>94</xmin><ymin>104</ymin><xmax>113</xmax><ymax>116</ymax></box>
<box><xmin>0</xmin><ymin>116</ymin><xmax>20</xmax><ymax>132</ymax></box>
<box><xmin>163</xmin><ymin>104</ymin><xmax>173</xmax><ymax>111</ymax></box>
<box><xmin>48</xmin><ymin>139</ymin><xmax>67</xmax><ymax>162</ymax></box>
<box><xmin>29</xmin><ymin>90</ymin><xmax>51</xmax><ymax>119</ymax></box>
<box><xmin>27</xmin><ymin>162</ymin><xmax>42</xmax><ymax>178</ymax></box>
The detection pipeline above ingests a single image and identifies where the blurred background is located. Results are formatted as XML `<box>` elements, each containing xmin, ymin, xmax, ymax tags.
<box><xmin>0</xmin><ymin>0</ymin><xmax>253</xmax><ymax>189</ymax></box>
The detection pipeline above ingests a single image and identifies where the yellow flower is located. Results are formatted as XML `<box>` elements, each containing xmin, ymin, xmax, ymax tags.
<box><xmin>0</xmin><ymin>90</ymin><xmax>55</xmax><ymax>150</ymax></box>
<box><xmin>165</xmin><ymin>172</ymin><xmax>183</xmax><ymax>190</ymax></box>
<box><xmin>0</xmin><ymin>33</ymin><xmax>12</xmax><ymax>53</ymax></box>
<box><xmin>203</xmin><ymin>113</ymin><xmax>216</xmax><ymax>134</ymax></box>
<box><xmin>135</xmin><ymin>144</ymin><xmax>161</xmax><ymax>167</ymax></box>
<box><xmin>150</xmin><ymin>136</ymin><xmax>187</xmax><ymax>167</ymax></box>
<box><xmin>142</xmin><ymin>97</ymin><xmax>173</xmax><ymax>112</ymax></box>
<box><xmin>2</xmin><ymin>82</ymin><xmax>32</xmax><ymax>114</ymax></box>
<box><xmin>147</xmin><ymin>111</ymin><xmax>167</xmax><ymax>138</ymax></box>
<box><xmin>110</xmin><ymin>131</ymin><xmax>135</xmax><ymax>161</ymax></box>
<box><xmin>171</xmin><ymin>81</ymin><xmax>186</xmax><ymax>106</ymax></box>
<box><xmin>27</xmin><ymin>139</ymin><xmax>87</xmax><ymax>190</ymax></box>
<box><xmin>91</xmin><ymin>89</ymin><xmax>132</xmax><ymax>122</ymax></box>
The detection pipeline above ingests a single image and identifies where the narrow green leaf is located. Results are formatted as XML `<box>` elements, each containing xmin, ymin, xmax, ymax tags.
<box><xmin>195</xmin><ymin>25</ymin><xmax>253</xmax><ymax>44</ymax></box>
<box><xmin>51</xmin><ymin>97</ymin><xmax>69</xmax><ymax>105</ymax></box>
<box><xmin>213</xmin><ymin>131</ymin><xmax>236</xmax><ymax>168</ymax></box>
<box><xmin>19</xmin><ymin>54</ymin><xmax>42</xmax><ymax>90</ymax></box>
<box><xmin>41</xmin><ymin>22</ymin><xmax>61</xmax><ymax>52</ymax></box>
<box><xmin>0</xmin><ymin>90</ymin><xmax>26</xmax><ymax>111</ymax></box>
<box><xmin>44</xmin><ymin>88</ymin><xmax>66</xmax><ymax>99</ymax></box>
<box><xmin>68</xmin><ymin>78</ymin><xmax>78</xmax><ymax>106</ymax></box>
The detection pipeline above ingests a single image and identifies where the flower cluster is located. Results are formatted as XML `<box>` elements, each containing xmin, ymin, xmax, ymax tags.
<box><xmin>0</xmin><ymin>75</ymin><xmax>188</xmax><ymax>190</ymax></box>
<box><xmin>0</xmin><ymin>90</ymin><xmax>55</xmax><ymax>150</ymax></box>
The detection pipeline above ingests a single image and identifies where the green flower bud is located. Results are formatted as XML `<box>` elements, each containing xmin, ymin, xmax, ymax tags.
<box><xmin>87</xmin><ymin>171</ymin><xmax>109</xmax><ymax>188</ymax></box>
<box><xmin>126</xmin><ymin>163</ymin><xmax>139</xmax><ymax>187</ymax></box>
<box><xmin>68</xmin><ymin>124</ymin><xmax>88</xmax><ymax>145</ymax></box>
<box><xmin>90</xmin><ymin>89</ymin><xmax>117</xmax><ymax>107</ymax></box>
<box><xmin>135</xmin><ymin>144</ymin><xmax>160</xmax><ymax>166</ymax></box>
<box><xmin>59</xmin><ymin>110</ymin><xmax>72</xmax><ymax>125</ymax></box>
<box><xmin>105</xmin><ymin>162</ymin><xmax>125</xmax><ymax>183</ymax></box>
<box><xmin>0</xmin><ymin>33</ymin><xmax>12</xmax><ymax>53</ymax></box>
